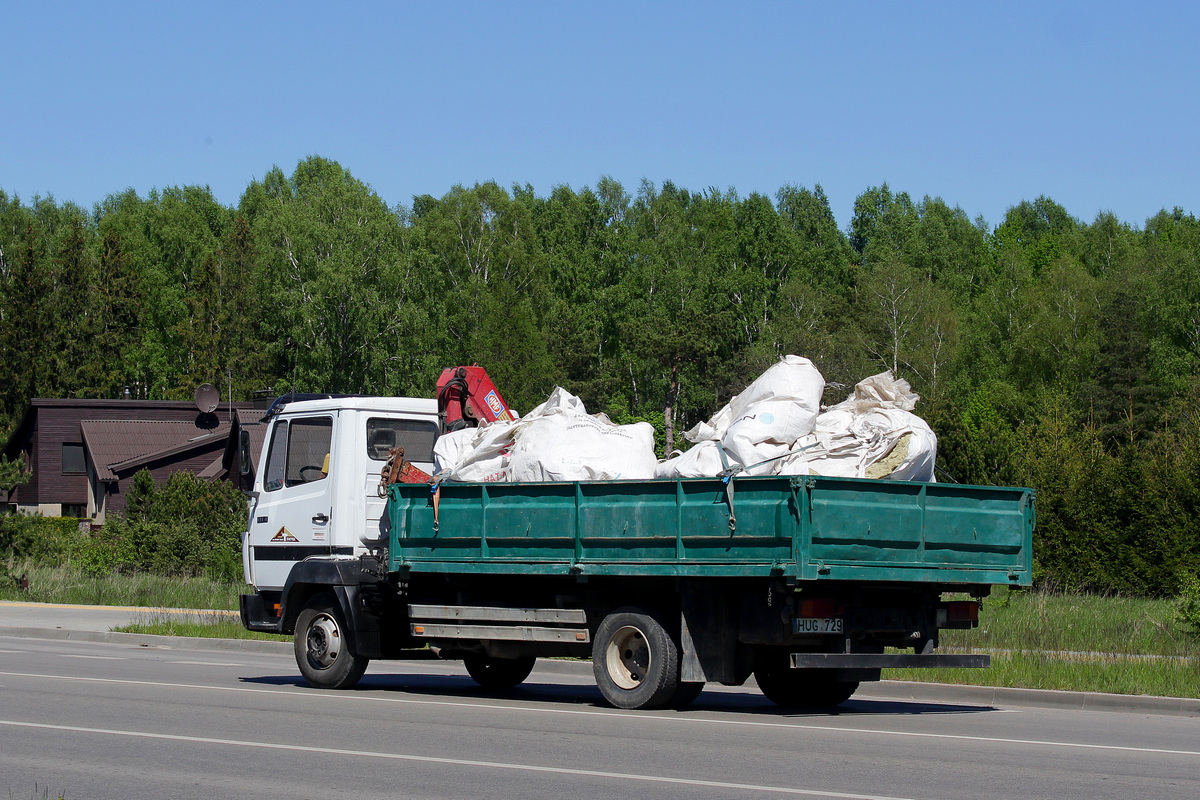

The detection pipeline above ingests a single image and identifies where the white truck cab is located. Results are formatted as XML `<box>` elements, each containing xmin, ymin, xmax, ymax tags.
<box><xmin>243</xmin><ymin>396</ymin><xmax>439</xmax><ymax>591</ymax></box>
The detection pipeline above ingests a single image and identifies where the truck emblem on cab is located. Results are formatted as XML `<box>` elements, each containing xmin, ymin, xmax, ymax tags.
<box><xmin>271</xmin><ymin>527</ymin><xmax>299</xmax><ymax>543</ymax></box>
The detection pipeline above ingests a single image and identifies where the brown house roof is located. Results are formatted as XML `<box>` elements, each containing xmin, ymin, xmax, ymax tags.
<box><xmin>81</xmin><ymin>420</ymin><xmax>230</xmax><ymax>481</ymax></box>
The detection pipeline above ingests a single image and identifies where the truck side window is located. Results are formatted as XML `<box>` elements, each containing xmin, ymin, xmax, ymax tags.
<box><xmin>263</xmin><ymin>417</ymin><xmax>334</xmax><ymax>491</ymax></box>
<box><xmin>366</xmin><ymin>418</ymin><xmax>438</xmax><ymax>462</ymax></box>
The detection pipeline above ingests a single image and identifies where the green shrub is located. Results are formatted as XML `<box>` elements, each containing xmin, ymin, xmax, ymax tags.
<box><xmin>1175</xmin><ymin>573</ymin><xmax>1200</xmax><ymax>637</ymax></box>
<box><xmin>3</xmin><ymin>470</ymin><xmax>249</xmax><ymax>583</ymax></box>
<box><xmin>96</xmin><ymin>470</ymin><xmax>249</xmax><ymax>582</ymax></box>
<box><xmin>0</xmin><ymin>514</ymin><xmax>81</xmax><ymax>563</ymax></box>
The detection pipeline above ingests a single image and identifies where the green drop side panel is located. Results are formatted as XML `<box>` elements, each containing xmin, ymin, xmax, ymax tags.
<box><xmin>797</xmin><ymin>478</ymin><xmax>1033</xmax><ymax>584</ymax></box>
<box><xmin>387</xmin><ymin>476</ymin><xmax>1033</xmax><ymax>585</ymax></box>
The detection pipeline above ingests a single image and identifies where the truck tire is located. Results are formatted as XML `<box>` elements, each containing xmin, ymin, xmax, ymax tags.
<box><xmin>464</xmin><ymin>655</ymin><xmax>537</xmax><ymax>689</ymax></box>
<box><xmin>592</xmin><ymin>608</ymin><xmax>680</xmax><ymax>710</ymax></box>
<box><xmin>670</xmin><ymin>681</ymin><xmax>705</xmax><ymax>709</ymax></box>
<box><xmin>294</xmin><ymin>593</ymin><xmax>368</xmax><ymax>690</ymax></box>
<box><xmin>754</xmin><ymin>657</ymin><xmax>858</xmax><ymax>709</ymax></box>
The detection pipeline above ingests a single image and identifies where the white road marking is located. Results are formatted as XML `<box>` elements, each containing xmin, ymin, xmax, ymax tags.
<box><xmin>169</xmin><ymin>661</ymin><xmax>244</xmax><ymax>667</ymax></box>
<box><xmin>0</xmin><ymin>717</ymin><xmax>915</xmax><ymax>800</ymax></box>
<box><xmin>0</xmin><ymin>649</ymin><xmax>26</xmax><ymax>653</ymax></box>
<box><xmin>60</xmin><ymin>655</ymin><xmax>126</xmax><ymax>661</ymax></box>
<box><xmin>1</xmin><ymin>670</ymin><xmax>1196</xmax><ymax>758</ymax></box>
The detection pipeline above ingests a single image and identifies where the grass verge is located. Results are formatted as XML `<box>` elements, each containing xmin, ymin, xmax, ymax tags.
<box><xmin>1</xmin><ymin>561</ymin><xmax>241</xmax><ymax>609</ymax></box>
<box><xmin>884</xmin><ymin>587</ymin><xmax>1200</xmax><ymax>699</ymax></box>
<box><xmin>114</xmin><ymin>614</ymin><xmax>289</xmax><ymax>642</ymax></box>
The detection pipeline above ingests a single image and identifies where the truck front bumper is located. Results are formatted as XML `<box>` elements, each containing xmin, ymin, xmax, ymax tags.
<box><xmin>240</xmin><ymin>593</ymin><xmax>284</xmax><ymax>634</ymax></box>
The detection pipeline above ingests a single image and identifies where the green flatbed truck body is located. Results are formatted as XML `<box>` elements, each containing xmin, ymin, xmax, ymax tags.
<box><xmin>387</xmin><ymin>475</ymin><xmax>1034</xmax><ymax>587</ymax></box>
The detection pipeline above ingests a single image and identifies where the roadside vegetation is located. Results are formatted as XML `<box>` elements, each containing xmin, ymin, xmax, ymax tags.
<box><xmin>2</xmin><ymin>470</ymin><xmax>246</xmax><ymax>609</ymax></box>
<box><xmin>0</xmin><ymin>561</ymin><xmax>242</xmax><ymax>609</ymax></box>
<box><xmin>113</xmin><ymin>615</ymin><xmax>288</xmax><ymax>642</ymax></box>
<box><xmin>885</xmin><ymin>588</ymin><xmax>1200</xmax><ymax>699</ymax></box>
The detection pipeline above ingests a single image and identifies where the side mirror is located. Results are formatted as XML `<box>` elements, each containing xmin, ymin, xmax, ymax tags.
<box><xmin>239</xmin><ymin>430</ymin><xmax>252</xmax><ymax>476</ymax></box>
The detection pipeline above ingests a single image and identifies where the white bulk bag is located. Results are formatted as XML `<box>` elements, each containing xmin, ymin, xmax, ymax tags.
<box><xmin>720</xmin><ymin>399</ymin><xmax>819</xmax><ymax>475</ymax></box>
<box><xmin>509</xmin><ymin>413</ymin><xmax>657</xmax><ymax>482</ymax></box>
<box><xmin>654</xmin><ymin>440</ymin><xmax>727</xmax><ymax>479</ymax></box>
<box><xmin>778</xmin><ymin>372</ymin><xmax>937</xmax><ymax>481</ymax></box>
<box><xmin>439</xmin><ymin>420</ymin><xmax>518</xmax><ymax>482</ymax></box>
<box><xmin>684</xmin><ymin>355</ymin><xmax>824</xmax><ymax>444</ymax></box>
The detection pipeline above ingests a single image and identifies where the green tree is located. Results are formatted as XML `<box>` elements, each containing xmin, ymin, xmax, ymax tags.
<box><xmin>244</xmin><ymin>157</ymin><xmax>414</xmax><ymax>394</ymax></box>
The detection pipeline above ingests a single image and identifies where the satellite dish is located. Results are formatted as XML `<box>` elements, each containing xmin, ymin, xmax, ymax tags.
<box><xmin>194</xmin><ymin>383</ymin><xmax>220</xmax><ymax>414</ymax></box>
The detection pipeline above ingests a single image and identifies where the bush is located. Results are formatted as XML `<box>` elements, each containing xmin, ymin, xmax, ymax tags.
<box><xmin>3</xmin><ymin>471</ymin><xmax>249</xmax><ymax>583</ymax></box>
<box><xmin>0</xmin><ymin>514</ymin><xmax>82</xmax><ymax>563</ymax></box>
<box><xmin>1175</xmin><ymin>573</ymin><xmax>1200</xmax><ymax>637</ymax></box>
<box><xmin>94</xmin><ymin>470</ymin><xmax>249</xmax><ymax>582</ymax></box>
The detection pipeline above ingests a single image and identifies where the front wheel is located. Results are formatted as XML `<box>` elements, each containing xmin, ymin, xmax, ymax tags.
<box><xmin>464</xmin><ymin>655</ymin><xmax>537</xmax><ymax>689</ymax></box>
<box><xmin>294</xmin><ymin>593</ymin><xmax>368</xmax><ymax>690</ymax></box>
<box><xmin>592</xmin><ymin>607</ymin><xmax>681</xmax><ymax>709</ymax></box>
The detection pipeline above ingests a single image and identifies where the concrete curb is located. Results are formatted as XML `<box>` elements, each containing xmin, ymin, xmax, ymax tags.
<box><xmin>4</xmin><ymin>624</ymin><xmax>1196</xmax><ymax>717</ymax></box>
<box><xmin>0</xmin><ymin>626</ymin><xmax>292</xmax><ymax>655</ymax></box>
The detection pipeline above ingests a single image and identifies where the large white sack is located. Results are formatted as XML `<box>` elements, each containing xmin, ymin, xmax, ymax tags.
<box><xmin>440</xmin><ymin>420</ymin><xmax>518</xmax><ymax>482</ymax></box>
<box><xmin>521</xmin><ymin>385</ymin><xmax>589</xmax><ymax>418</ymax></box>
<box><xmin>655</xmin><ymin>440</ymin><xmax>727</xmax><ymax>479</ymax></box>
<box><xmin>438</xmin><ymin>386</ymin><xmax>580</xmax><ymax>482</ymax></box>
<box><xmin>837</xmin><ymin>371</ymin><xmax>920</xmax><ymax>413</ymax></box>
<box><xmin>441</xmin><ymin>385</ymin><xmax>658</xmax><ymax>482</ymax></box>
<box><xmin>433</xmin><ymin>427</ymin><xmax>477</xmax><ymax>473</ymax></box>
<box><xmin>684</xmin><ymin>355</ymin><xmax>824</xmax><ymax>443</ymax></box>
<box><xmin>720</xmin><ymin>399</ymin><xmax>818</xmax><ymax>475</ymax></box>
<box><xmin>779</xmin><ymin>372</ymin><xmax>937</xmax><ymax>481</ymax></box>
<box><xmin>509</xmin><ymin>414</ymin><xmax>657</xmax><ymax>481</ymax></box>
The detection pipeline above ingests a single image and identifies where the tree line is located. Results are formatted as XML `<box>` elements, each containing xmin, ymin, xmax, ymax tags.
<box><xmin>3</xmin><ymin>156</ymin><xmax>1200</xmax><ymax>596</ymax></box>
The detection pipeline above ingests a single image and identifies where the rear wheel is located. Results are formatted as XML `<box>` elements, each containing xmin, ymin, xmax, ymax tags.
<box><xmin>670</xmin><ymin>681</ymin><xmax>705</xmax><ymax>709</ymax></box>
<box><xmin>464</xmin><ymin>655</ymin><xmax>537</xmax><ymax>689</ymax></box>
<box><xmin>592</xmin><ymin>608</ymin><xmax>680</xmax><ymax>709</ymax></box>
<box><xmin>294</xmin><ymin>593</ymin><xmax>368</xmax><ymax>690</ymax></box>
<box><xmin>754</xmin><ymin>654</ymin><xmax>858</xmax><ymax>708</ymax></box>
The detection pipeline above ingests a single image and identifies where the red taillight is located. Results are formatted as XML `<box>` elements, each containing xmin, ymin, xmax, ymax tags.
<box><xmin>799</xmin><ymin>598</ymin><xmax>837</xmax><ymax>617</ymax></box>
<box><xmin>945</xmin><ymin>601</ymin><xmax>978</xmax><ymax>624</ymax></box>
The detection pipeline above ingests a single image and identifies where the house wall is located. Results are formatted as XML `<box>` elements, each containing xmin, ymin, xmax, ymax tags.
<box><xmin>8</xmin><ymin>432</ymin><xmax>38</xmax><ymax>507</ymax></box>
<box><xmin>6</xmin><ymin>400</ymin><xmax>245</xmax><ymax>517</ymax></box>
<box><xmin>31</xmin><ymin>407</ymin><xmax>92</xmax><ymax>507</ymax></box>
<box><xmin>107</xmin><ymin>440</ymin><xmax>231</xmax><ymax>516</ymax></box>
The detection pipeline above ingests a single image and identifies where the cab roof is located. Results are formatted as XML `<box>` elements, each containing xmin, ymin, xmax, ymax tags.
<box><xmin>268</xmin><ymin>395</ymin><xmax>438</xmax><ymax>419</ymax></box>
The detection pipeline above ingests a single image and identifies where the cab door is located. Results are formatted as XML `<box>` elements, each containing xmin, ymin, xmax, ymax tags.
<box><xmin>247</xmin><ymin>413</ymin><xmax>341</xmax><ymax>590</ymax></box>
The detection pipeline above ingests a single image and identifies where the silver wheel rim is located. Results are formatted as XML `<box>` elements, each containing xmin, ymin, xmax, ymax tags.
<box><xmin>306</xmin><ymin>613</ymin><xmax>342</xmax><ymax>670</ymax></box>
<box><xmin>605</xmin><ymin>625</ymin><xmax>650</xmax><ymax>690</ymax></box>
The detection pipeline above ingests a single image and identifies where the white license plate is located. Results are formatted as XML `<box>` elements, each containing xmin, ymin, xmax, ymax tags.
<box><xmin>793</xmin><ymin>617</ymin><xmax>844</xmax><ymax>634</ymax></box>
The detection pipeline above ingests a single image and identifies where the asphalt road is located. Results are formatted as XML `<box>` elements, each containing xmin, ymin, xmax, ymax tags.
<box><xmin>2</xmin><ymin>633</ymin><xmax>1198</xmax><ymax>800</ymax></box>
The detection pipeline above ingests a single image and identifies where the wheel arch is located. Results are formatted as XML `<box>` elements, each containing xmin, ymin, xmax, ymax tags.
<box><xmin>279</xmin><ymin>559</ymin><xmax>371</xmax><ymax>634</ymax></box>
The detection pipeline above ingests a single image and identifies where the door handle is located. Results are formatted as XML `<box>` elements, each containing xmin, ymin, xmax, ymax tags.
<box><xmin>312</xmin><ymin>513</ymin><xmax>329</xmax><ymax>524</ymax></box>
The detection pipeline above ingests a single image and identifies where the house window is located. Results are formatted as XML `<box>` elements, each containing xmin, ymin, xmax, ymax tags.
<box><xmin>61</xmin><ymin>504</ymin><xmax>87</xmax><ymax>518</ymax></box>
<box><xmin>62</xmin><ymin>443</ymin><xmax>86</xmax><ymax>475</ymax></box>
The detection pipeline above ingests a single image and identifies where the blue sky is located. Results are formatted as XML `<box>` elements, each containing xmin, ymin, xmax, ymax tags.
<box><xmin>2</xmin><ymin>1</ymin><xmax>1196</xmax><ymax>230</ymax></box>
